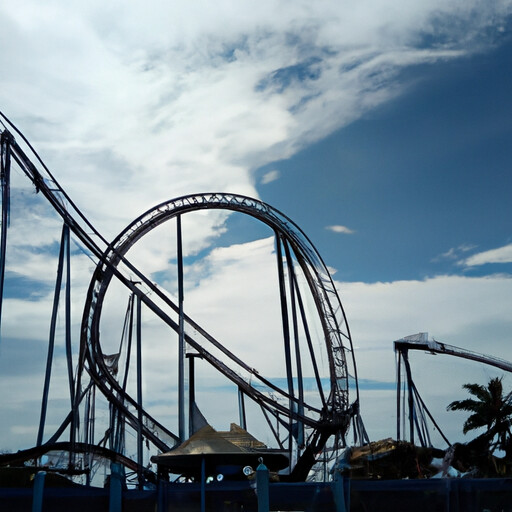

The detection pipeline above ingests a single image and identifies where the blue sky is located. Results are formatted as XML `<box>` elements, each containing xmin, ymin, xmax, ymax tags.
<box><xmin>259</xmin><ymin>38</ymin><xmax>512</xmax><ymax>282</ymax></box>
<box><xmin>1</xmin><ymin>2</ymin><xmax>512</xmax><ymax>456</ymax></box>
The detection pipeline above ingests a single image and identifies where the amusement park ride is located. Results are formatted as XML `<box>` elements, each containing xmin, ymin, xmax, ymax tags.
<box><xmin>395</xmin><ymin>332</ymin><xmax>512</xmax><ymax>449</ymax></box>
<box><xmin>0</xmin><ymin>112</ymin><xmax>368</xmax><ymax>488</ymax></box>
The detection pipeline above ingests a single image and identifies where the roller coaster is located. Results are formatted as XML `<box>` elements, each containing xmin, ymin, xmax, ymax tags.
<box><xmin>395</xmin><ymin>332</ymin><xmax>512</xmax><ymax>449</ymax></box>
<box><xmin>0</xmin><ymin>113</ymin><xmax>367</xmax><ymax>486</ymax></box>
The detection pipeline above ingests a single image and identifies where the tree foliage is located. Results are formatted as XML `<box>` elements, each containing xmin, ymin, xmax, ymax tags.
<box><xmin>447</xmin><ymin>377</ymin><xmax>512</xmax><ymax>455</ymax></box>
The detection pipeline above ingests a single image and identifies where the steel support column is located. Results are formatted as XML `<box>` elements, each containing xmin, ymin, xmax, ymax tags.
<box><xmin>0</xmin><ymin>131</ymin><xmax>11</xmax><ymax>339</ymax></box>
<box><xmin>177</xmin><ymin>214</ymin><xmax>186</xmax><ymax>442</ymax></box>
<box><xmin>37</xmin><ymin>224</ymin><xmax>69</xmax><ymax>447</ymax></box>
<box><xmin>136</xmin><ymin>294</ymin><xmax>144</xmax><ymax>487</ymax></box>
<box><xmin>283</xmin><ymin>239</ymin><xmax>305</xmax><ymax>450</ymax></box>
<box><xmin>274</xmin><ymin>232</ymin><xmax>294</xmax><ymax>458</ymax></box>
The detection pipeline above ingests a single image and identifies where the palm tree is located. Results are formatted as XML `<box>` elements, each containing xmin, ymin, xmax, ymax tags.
<box><xmin>447</xmin><ymin>377</ymin><xmax>512</xmax><ymax>455</ymax></box>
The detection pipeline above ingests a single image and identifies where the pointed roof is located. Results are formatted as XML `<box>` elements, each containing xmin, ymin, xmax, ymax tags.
<box><xmin>220</xmin><ymin>423</ymin><xmax>266</xmax><ymax>451</ymax></box>
<box><xmin>151</xmin><ymin>424</ymin><xmax>289</xmax><ymax>474</ymax></box>
<box><xmin>163</xmin><ymin>425</ymin><xmax>245</xmax><ymax>456</ymax></box>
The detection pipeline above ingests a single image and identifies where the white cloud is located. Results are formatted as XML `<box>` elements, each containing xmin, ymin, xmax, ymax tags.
<box><xmin>337</xmin><ymin>274</ymin><xmax>512</xmax><ymax>443</ymax></box>
<box><xmin>3</xmin><ymin>224</ymin><xmax>512</xmax><ymax>450</ymax></box>
<box><xmin>432</xmin><ymin>244</ymin><xmax>476</xmax><ymax>262</ymax></box>
<box><xmin>1</xmin><ymin>0</ymin><xmax>512</xmax><ymax>453</ymax></box>
<box><xmin>1</xmin><ymin>0</ymin><xmax>509</xmax><ymax>243</ymax></box>
<box><xmin>460</xmin><ymin>243</ymin><xmax>512</xmax><ymax>267</ymax></box>
<box><xmin>107</xmin><ymin>255</ymin><xmax>512</xmax><ymax>446</ymax></box>
<box><xmin>339</xmin><ymin>274</ymin><xmax>512</xmax><ymax>374</ymax></box>
<box><xmin>326</xmin><ymin>225</ymin><xmax>355</xmax><ymax>234</ymax></box>
<box><xmin>261</xmin><ymin>170</ymin><xmax>280</xmax><ymax>184</ymax></box>
<box><xmin>99</xmin><ymin>237</ymin><xmax>512</xmax><ymax>445</ymax></box>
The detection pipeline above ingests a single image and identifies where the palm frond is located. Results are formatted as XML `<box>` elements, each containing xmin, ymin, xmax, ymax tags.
<box><xmin>462</xmin><ymin>413</ymin><xmax>487</xmax><ymax>434</ymax></box>
<box><xmin>462</xmin><ymin>383</ymin><xmax>491</xmax><ymax>403</ymax></box>
<box><xmin>448</xmin><ymin>376</ymin><xmax>512</xmax><ymax>453</ymax></box>
<box><xmin>447</xmin><ymin>398</ymin><xmax>485</xmax><ymax>413</ymax></box>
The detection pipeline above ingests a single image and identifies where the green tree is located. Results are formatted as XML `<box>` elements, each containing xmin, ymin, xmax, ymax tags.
<box><xmin>447</xmin><ymin>377</ymin><xmax>512</xmax><ymax>455</ymax></box>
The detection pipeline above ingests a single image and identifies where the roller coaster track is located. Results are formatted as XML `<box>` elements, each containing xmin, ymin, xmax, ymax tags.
<box><xmin>0</xmin><ymin>113</ymin><xmax>361</xmax><ymax>481</ymax></box>
<box><xmin>394</xmin><ymin>332</ymin><xmax>512</xmax><ymax>447</ymax></box>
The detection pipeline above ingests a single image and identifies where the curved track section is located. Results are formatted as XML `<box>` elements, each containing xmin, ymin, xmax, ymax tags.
<box><xmin>80</xmin><ymin>193</ymin><xmax>358</xmax><ymax>477</ymax></box>
<box><xmin>0</xmin><ymin>117</ymin><xmax>360</xmax><ymax>481</ymax></box>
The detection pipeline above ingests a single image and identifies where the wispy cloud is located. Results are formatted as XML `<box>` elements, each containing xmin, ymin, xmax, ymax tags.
<box><xmin>431</xmin><ymin>244</ymin><xmax>476</xmax><ymax>263</ymax></box>
<box><xmin>2</xmin><ymin>1</ymin><xmax>509</xmax><ymax>244</ymax></box>
<box><xmin>261</xmin><ymin>169</ymin><xmax>280</xmax><ymax>184</ymax></box>
<box><xmin>326</xmin><ymin>225</ymin><xmax>355</xmax><ymax>234</ymax></box>
<box><xmin>459</xmin><ymin>243</ymin><xmax>512</xmax><ymax>267</ymax></box>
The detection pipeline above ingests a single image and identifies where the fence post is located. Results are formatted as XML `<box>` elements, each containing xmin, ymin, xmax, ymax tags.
<box><xmin>157</xmin><ymin>478</ymin><xmax>167</xmax><ymax>512</ymax></box>
<box><xmin>256</xmin><ymin>458</ymin><xmax>269</xmax><ymax>512</ymax></box>
<box><xmin>201</xmin><ymin>456</ymin><xmax>206</xmax><ymax>512</ymax></box>
<box><xmin>109</xmin><ymin>462</ymin><xmax>123</xmax><ymax>512</ymax></box>
<box><xmin>332</xmin><ymin>471</ymin><xmax>349</xmax><ymax>512</ymax></box>
<box><xmin>32</xmin><ymin>471</ymin><xmax>46</xmax><ymax>512</ymax></box>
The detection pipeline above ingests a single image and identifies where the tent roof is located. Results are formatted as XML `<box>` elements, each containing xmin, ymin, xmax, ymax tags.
<box><xmin>151</xmin><ymin>424</ymin><xmax>289</xmax><ymax>473</ymax></box>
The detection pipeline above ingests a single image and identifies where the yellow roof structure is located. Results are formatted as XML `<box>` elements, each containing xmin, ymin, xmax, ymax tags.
<box><xmin>151</xmin><ymin>424</ymin><xmax>288</xmax><ymax>477</ymax></box>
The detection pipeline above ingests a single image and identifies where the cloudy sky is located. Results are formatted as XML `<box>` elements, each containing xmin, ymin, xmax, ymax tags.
<box><xmin>1</xmin><ymin>1</ymin><xmax>512</xmax><ymax>456</ymax></box>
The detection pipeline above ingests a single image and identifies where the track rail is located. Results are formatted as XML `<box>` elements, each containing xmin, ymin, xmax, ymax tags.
<box><xmin>0</xmin><ymin>113</ymin><xmax>360</xmax><ymax>480</ymax></box>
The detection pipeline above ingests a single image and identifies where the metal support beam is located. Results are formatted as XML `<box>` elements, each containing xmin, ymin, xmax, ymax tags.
<box><xmin>238</xmin><ymin>388</ymin><xmax>247</xmax><ymax>430</ymax></box>
<box><xmin>396</xmin><ymin>350</ymin><xmax>402</xmax><ymax>441</ymax></box>
<box><xmin>63</xmin><ymin>225</ymin><xmax>74</xmax><ymax>407</ymax></box>
<box><xmin>0</xmin><ymin>131</ymin><xmax>11</xmax><ymax>340</ymax></box>
<box><xmin>402</xmin><ymin>350</ymin><xmax>415</xmax><ymax>445</ymax></box>
<box><xmin>274</xmin><ymin>232</ymin><xmax>294</xmax><ymax>458</ymax></box>
<box><xmin>396</xmin><ymin>345</ymin><xmax>450</xmax><ymax>447</ymax></box>
<box><xmin>188</xmin><ymin>352</ymin><xmax>195</xmax><ymax>437</ymax></box>
<box><xmin>136</xmin><ymin>294</ymin><xmax>144</xmax><ymax>488</ymax></box>
<box><xmin>114</xmin><ymin>293</ymin><xmax>135</xmax><ymax>453</ymax></box>
<box><xmin>177</xmin><ymin>214</ymin><xmax>186</xmax><ymax>442</ymax></box>
<box><xmin>283</xmin><ymin>240</ymin><xmax>304</xmax><ymax>450</ymax></box>
<box><xmin>37</xmin><ymin>224</ymin><xmax>68</xmax><ymax>447</ymax></box>
<box><xmin>290</xmin><ymin>264</ymin><xmax>326</xmax><ymax>409</ymax></box>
